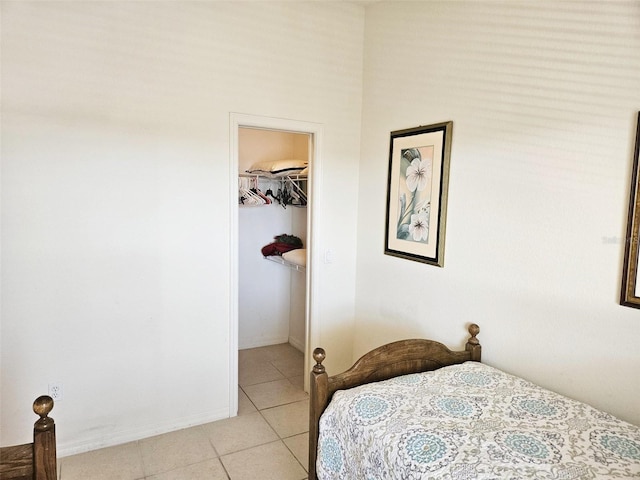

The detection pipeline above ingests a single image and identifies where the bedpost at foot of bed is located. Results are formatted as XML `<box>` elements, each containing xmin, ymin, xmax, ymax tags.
<box><xmin>0</xmin><ymin>395</ymin><xmax>57</xmax><ymax>480</ymax></box>
<box><xmin>33</xmin><ymin>396</ymin><xmax>57</xmax><ymax>480</ymax></box>
<box><xmin>309</xmin><ymin>348</ymin><xmax>328</xmax><ymax>480</ymax></box>
<box><xmin>466</xmin><ymin>323</ymin><xmax>481</xmax><ymax>362</ymax></box>
<box><xmin>33</xmin><ymin>396</ymin><xmax>54</xmax><ymax>432</ymax></box>
<box><xmin>312</xmin><ymin>348</ymin><xmax>326</xmax><ymax>374</ymax></box>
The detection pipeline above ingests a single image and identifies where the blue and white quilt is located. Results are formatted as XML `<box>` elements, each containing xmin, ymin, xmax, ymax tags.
<box><xmin>317</xmin><ymin>362</ymin><xmax>640</xmax><ymax>479</ymax></box>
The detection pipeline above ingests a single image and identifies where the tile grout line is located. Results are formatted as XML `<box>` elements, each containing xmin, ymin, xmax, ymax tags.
<box><xmin>238</xmin><ymin>384</ymin><xmax>260</xmax><ymax>413</ymax></box>
<box><xmin>282</xmin><ymin>434</ymin><xmax>310</xmax><ymax>474</ymax></box>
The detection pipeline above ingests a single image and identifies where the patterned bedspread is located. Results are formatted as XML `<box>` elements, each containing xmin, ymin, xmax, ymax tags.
<box><xmin>317</xmin><ymin>362</ymin><xmax>640</xmax><ymax>479</ymax></box>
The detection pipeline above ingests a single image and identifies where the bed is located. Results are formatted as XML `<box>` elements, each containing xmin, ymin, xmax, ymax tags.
<box><xmin>308</xmin><ymin>324</ymin><xmax>640</xmax><ymax>479</ymax></box>
<box><xmin>0</xmin><ymin>395</ymin><xmax>57</xmax><ymax>480</ymax></box>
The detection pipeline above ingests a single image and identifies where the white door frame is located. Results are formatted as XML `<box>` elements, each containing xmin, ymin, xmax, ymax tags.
<box><xmin>229</xmin><ymin>112</ymin><xmax>323</xmax><ymax>416</ymax></box>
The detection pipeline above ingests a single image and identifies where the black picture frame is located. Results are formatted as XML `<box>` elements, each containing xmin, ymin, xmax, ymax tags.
<box><xmin>621</xmin><ymin>112</ymin><xmax>640</xmax><ymax>308</ymax></box>
<box><xmin>384</xmin><ymin>122</ymin><xmax>453</xmax><ymax>267</ymax></box>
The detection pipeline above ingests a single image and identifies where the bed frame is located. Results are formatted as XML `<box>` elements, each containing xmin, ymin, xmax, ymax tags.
<box><xmin>308</xmin><ymin>323</ymin><xmax>481</xmax><ymax>480</ymax></box>
<box><xmin>0</xmin><ymin>396</ymin><xmax>57</xmax><ymax>480</ymax></box>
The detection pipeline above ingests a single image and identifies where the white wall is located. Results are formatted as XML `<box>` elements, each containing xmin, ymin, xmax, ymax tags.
<box><xmin>1</xmin><ymin>1</ymin><xmax>363</xmax><ymax>454</ymax></box>
<box><xmin>355</xmin><ymin>1</ymin><xmax>640</xmax><ymax>426</ymax></box>
<box><xmin>238</xmin><ymin>207</ymin><xmax>294</xmax><ymax>348</ymax></box>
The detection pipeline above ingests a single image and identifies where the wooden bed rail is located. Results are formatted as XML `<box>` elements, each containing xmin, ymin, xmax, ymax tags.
<box><xmin>0</xmin><ymin>395</ymin><xmax>57</xmax><ymax>480</ymax></box>
<box><xmin>308</xmin><ymin>324</ymin><xmax>481</xmax><ymax>480</ymax></box>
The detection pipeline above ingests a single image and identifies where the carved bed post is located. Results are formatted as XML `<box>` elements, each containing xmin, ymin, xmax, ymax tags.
<box><xmin>465</xmin><ymin>323</ymin><xmax>481</xmax><ymax>362</ymax></box>
<box><xmin>33</xmin><ymin>395</ymin><xmax>56</xmax><ymax>480</ymax></box>
<box><xmin>308</xmin><ymin>348</ymin><xmax>328</xmax><ymax>480</ymax></box>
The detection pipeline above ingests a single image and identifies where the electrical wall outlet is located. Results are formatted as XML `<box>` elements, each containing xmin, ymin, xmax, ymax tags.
<box><xmin>48</xmin><ymin>382</ymin><xmax>63</xmax><ymax>401</ymax></box>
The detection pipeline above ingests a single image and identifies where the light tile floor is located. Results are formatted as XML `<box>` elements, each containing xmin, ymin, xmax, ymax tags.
<box><xmin>59</xmin><ymin>343</ymin><xmax>309</xmax><ymax>479</ymax></box>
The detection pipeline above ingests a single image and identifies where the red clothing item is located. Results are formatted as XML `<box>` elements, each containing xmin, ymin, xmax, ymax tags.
<box><xmin>261</xmin><ymin>242</ymin><xmax>300</xmax><ymax>257</ymax></box>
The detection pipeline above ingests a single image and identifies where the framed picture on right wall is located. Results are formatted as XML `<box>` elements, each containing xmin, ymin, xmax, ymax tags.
<box><xmin>384</xmin><ymin>122</ymin><xmax>453</xmax><ymax>267</ymax></box>
<box><xmin>620</xmin><ymin>111</ymin><xmax>640</xmax><ymax>308</ymax></box>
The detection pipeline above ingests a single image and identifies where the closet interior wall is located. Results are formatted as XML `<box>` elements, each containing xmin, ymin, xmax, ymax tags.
<box><xmin>238</xmin><ymin>127</ymin><xmax>308</xmax><ymax>352</ymax></box>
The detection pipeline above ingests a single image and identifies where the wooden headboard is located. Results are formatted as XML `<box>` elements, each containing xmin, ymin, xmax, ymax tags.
<box><xmin>307</xmin><ymin>324</ymin><xmax>481</xmax><ymax>480</ymax></box>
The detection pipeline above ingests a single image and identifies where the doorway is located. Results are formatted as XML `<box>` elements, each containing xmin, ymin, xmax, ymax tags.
<box><xmin>229</xmin><ymin>113</ymin><xmax>322</xmax><ymax>416</ymax></box>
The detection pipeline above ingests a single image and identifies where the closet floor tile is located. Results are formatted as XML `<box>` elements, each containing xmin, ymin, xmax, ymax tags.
<box><xmin>242</xmin><ymin>378</ymin><xmax>308</xmax><ymax>410</ymax></box>
<box><xmin>260</xmin><ymin>343</ymin><xmax>304</xmax><ymax>363</ymax></box>
<box><xmin>238</xmin><ymin>387</ymin><xmax>258</xmax><ymax>414</ymax></box>
<box><xmin>239</xmin><ymin>347</ymin><xmax>273</xmax><ymax>365</ymax></box>
<box><xmin>271</xmin><ymin>357</ymin><xmax>304</xmax><ymax>378</ymax></box>
<box><xmin>238</xmin><ymin>359</ymin><xmax>285</xmax><ymax>387</ymax></box>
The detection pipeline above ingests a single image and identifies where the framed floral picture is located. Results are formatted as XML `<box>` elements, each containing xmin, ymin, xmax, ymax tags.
<box><xmin>620</xmin><ymin>111</ymin><xmax>640</xmax><ymax>308</ymax></box>
<box><xmin>384</xmin><ymin>122</ymin><xmax>453</xmax><ymax>267</ymax></box>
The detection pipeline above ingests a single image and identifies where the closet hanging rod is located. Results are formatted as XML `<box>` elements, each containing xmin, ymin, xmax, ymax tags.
<box><xmin>239</xmin><ymin>172</ymin><xmax>307</xmax><ymax>182</ymax></box>
<box><xmin>285</xmin><ymin>176</ymin><xmax>307</xmax><ymax>200</ymax></box>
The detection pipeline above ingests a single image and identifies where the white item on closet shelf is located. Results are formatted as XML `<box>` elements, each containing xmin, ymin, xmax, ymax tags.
<box><xmin>246</xmin><ymin>159</ymin><xmax>308</xmax><ymax>176</ymax></box>
<box><xmin>281</xmin><ymin>248</ymin><xmax>306</xmax><ymax>268</ymax></box>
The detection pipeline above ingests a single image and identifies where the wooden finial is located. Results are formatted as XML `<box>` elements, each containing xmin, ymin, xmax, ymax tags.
<box><xmin>467</xmin><ymin>323</ymin><xmax>480</xmax><ymax>345</ymax></box>
<box><xmin>33</xmin><ymin>395</ymin><xmax>55</xmax><ymax>432</ymax></box>
<box><xmin>312</xmin><ymin>347</ymin><xmax>326</xmax><ymax>373</ymax></box>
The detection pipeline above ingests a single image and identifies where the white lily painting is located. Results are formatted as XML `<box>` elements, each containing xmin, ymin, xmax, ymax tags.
<box><xmin>396</xmin><ymin>145</ymin><xmax>434</xmax><ymax>243</ymax></box>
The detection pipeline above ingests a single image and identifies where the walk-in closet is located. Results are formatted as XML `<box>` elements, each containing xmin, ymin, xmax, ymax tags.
<box><xmin>237</xmin><ymin>127</ymin><xmax>309</xmax><ymax>355</ymax></box>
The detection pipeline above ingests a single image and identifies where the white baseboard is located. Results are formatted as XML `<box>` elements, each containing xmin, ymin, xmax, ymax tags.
<box><xmin>56</xmin><ymin>407</ymin><xmax>230</xmax><ymax>457</ymax></box>
<box><xmin>239</xmin><ymin>334</ymin><xmax>289</xmax><ymax>350</ymax></box>
<box><xmin>288</xmin><ymin>335</ymin><xmax>305</xmax><ymax>353</ymax></box>
<box><xmin>239</xmin><ymin>334</ymin><xmax>305</xmax><ymax>352</ymax></box>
